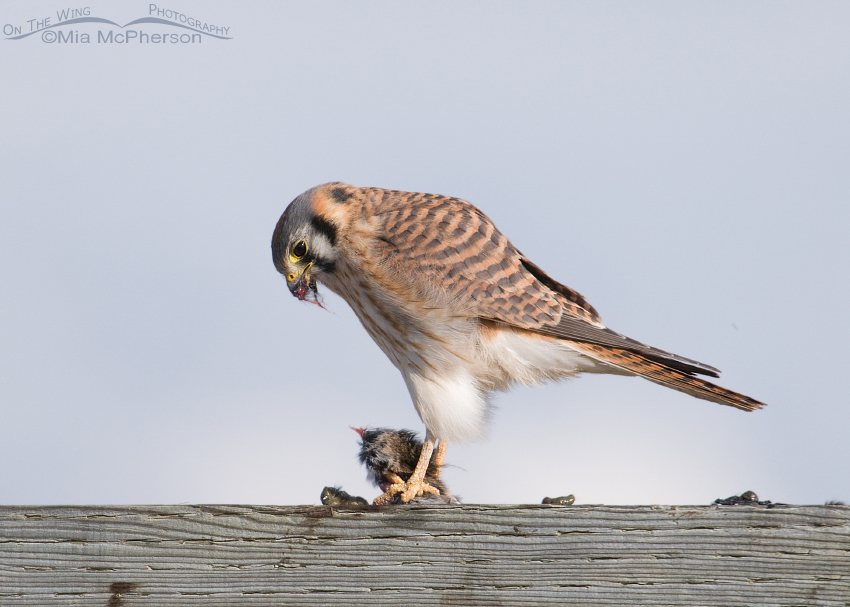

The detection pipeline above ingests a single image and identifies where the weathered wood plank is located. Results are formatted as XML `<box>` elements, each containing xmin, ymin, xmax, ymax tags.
<box><xmin>0</xmin><ymin>504</ymin><xmax>847</xmax><ymax>605</ymax></box>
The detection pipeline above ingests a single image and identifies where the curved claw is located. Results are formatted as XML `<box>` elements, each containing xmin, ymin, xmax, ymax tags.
<box><xmin>373</xmin><ymin>473</ymin><xmax>406</xmax><ymax>505</ymax></box>
<box><xmin>400</xmin><ymin>479</ymin><xmax>441</xmax><ymax>503</ymax></box>
<box><xmin>373</xmin><ymin>437</ymin><xmax>443</xmax><ymax>505</ymax></box>
<box><xmin>373</xmin><ymin>473</ymin><xmax>441</xmax><ymax>505</ymax></box>
<box><xmin>373</xmin><ymin>481</ymin><xmax>441</xmax><ymax>505</ymax></box>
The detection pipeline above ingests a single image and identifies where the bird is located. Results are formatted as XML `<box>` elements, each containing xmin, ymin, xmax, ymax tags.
<box><xmin>271</xmin><ymin>183</ymin><xmax>766</xmax><ymax>503</ymax></box>
<box><xmin>353</xmin><ymin>426</ymin><xmax>459</xmax><ymax>504</ymax></box>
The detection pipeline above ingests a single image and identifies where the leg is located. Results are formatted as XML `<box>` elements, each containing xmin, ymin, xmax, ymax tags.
<box><xmin>372</xmin><ymin>436</ymin><xmax>442</xmax><ymax>504</ymax></box>
<box><xmin>433</xmin><ymin>439</ymin><xmax>448</xmax><ymax>479</ymax></box>
<box><xmin>372</xmin><ymin>473</ymin><xmax>406</xmax><ymax>506</ymax></box>
<box><xmin>400</xmin><ymin>437</ymin><xmax>440</xmax><ymax>502</ymax></box>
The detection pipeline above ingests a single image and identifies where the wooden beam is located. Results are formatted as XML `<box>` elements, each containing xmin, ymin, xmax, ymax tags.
<box><xmin>1</xmin><ymin>504</ymin><xmax>848</xmax><ymax>605</ymax></box>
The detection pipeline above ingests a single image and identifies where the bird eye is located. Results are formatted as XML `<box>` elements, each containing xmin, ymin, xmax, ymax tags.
<box><xmin>292</xmin><ymin>240</ymin><xmax>307</xmax><ymax>259</ymax></box>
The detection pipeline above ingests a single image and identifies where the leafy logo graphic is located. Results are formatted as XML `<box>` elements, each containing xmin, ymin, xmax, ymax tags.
<box><xmin>4</xmin><ymin>6</ymin><xmax>232</xmax><ymax>43</ymax></box>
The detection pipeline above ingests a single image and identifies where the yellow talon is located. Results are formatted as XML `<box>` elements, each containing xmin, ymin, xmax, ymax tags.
<box><xmin>373</xmin><ymin>438</ymin><xmax>442</xmax><ymax>504</ymax></box>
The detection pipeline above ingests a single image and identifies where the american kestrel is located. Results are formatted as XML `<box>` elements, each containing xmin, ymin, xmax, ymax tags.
<box><xmin>272</xmin><ymin>183</ymin><xmax>765</xmax><ymax>503</ymax></box>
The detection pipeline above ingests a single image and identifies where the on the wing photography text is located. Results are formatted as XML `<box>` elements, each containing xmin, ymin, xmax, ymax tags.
<box><xmin>3</xmin><ymin>4</ymin><xmax>232</xmax><ymax>43</ymax></box>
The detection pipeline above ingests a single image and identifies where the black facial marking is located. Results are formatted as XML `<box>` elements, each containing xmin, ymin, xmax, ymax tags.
<box><xmin>313</xmin><ymin>257</ymin><xmax>337</xmax><ymax>274</ymax></box>
<box><xmin>310</xmin><ymin>215</ymin><xmax>338</xmax><ymax>247</ymax></box>
<box><xmin>330</xmin><ymin>187</ymin><xmax>352</xmax><ymax>204</ymax></box>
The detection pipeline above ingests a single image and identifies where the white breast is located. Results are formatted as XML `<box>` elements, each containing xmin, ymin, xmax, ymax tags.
<box><xmin>321</xmin><ymin>257</ymin><xmax>620</xmax><ymax>443</ymax></box>
<box><xmin>403</xmin><ymin>368</ymin><xmax>490</xmax><ymax>442</ymax></box>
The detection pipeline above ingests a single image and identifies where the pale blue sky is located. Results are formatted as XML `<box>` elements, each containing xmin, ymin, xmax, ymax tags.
<box><xmin>1</xmin><ymin>1</ymin><xmax>847</xmax><ymax>505</ymax></box>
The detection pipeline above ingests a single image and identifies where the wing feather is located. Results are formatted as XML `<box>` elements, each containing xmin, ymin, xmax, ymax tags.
<box><xmin>564</xmin><ymin>342</ymin><xmax>765</xmax><ymax>411</ymax></box>
<box><xmin>369</xmin><ymin>188</ymin><xmax>721</xmax><ymax>379</ymax></box>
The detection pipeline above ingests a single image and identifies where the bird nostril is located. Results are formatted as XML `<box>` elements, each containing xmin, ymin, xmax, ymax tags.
<box><xmin>287</xmin><ymin>273</ymin><xmax>295</xmax><ymax>281</ymax></box>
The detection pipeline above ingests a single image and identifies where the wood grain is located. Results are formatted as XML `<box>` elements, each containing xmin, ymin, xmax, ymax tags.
<box><xmin>0</xmin><ymin>504</ymin><xmax>847</xmax><ymax>605</ymax></box>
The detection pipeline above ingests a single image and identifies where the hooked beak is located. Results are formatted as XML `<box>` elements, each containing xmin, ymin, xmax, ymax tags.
<box><xmin>286</xmin><ymin>263</ymin><xmax>324</xmax><ymax>307</ymax></box>
<box><xmin>287</xmin><ymin>263</ymin><xmax>313</xmax><ymax>299</ymax></box>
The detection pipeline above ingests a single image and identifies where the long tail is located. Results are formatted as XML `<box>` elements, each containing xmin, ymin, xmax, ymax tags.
<box><xmin>565</xmin><ymin>341</ymin><xmax>766</xmax><ymax>412</ymax></box>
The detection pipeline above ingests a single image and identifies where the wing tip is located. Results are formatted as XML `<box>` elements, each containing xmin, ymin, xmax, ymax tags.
<box><xmin>566</xmin><ymin>340</ymin><xmax>767</xmax><ymax>412</ymax></box>
<box><xmin>736</xmin><ymin>397</ymin><xmax>767</xmax><ymax>412</ymax></box>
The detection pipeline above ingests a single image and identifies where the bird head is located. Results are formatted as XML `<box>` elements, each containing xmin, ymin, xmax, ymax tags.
<box><xmin>271</xmin><ymin>185</ymin><xmax>343</xmax><ymax>307</ymax></box>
